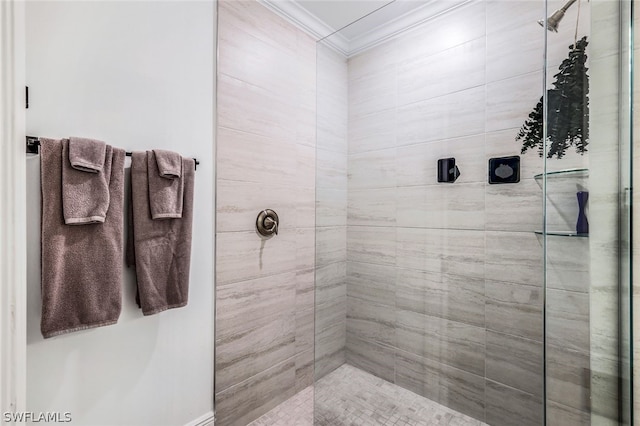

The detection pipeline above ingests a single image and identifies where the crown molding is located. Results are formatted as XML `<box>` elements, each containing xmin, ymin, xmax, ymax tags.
<box><xmin>260</xmin><ymin>0</ymin><xmax>472</xmax><ymax>58</ymax></box>
<box><xmin>258</xmin><ymin>0</ymin><xmax>350</xmax><ymax>56</ymax></box>
<box><xmin>347</xmin><ymin>0</ymin><xmax>472</xmax><ymax>57</ymax></box>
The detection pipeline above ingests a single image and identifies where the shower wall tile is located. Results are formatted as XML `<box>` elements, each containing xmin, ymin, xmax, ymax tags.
<box><xmin>396</xmin><ymin>183</ymin><xmax>486</xmax><ymax>230</ymax></box>
<box><xmin>216</xmin><ymin>180</ymin><xmax>297</xmax><ymax>233</ymax></box>
<box><xmin>395</xmin><ymin>310</ymin><xmax>486</xmax><ymax>376</ymax></box>
<box><xmin>485</xmin><ymin>178</ymin><xmax>542</xmax><ymax>232</ymax></box>
<box><xmin>396</xmin><ymin>269</ymin><xmax>485</xmax><ymax>328</ymax></box>
<box><xmin>217</xmin><ymin>127</ymin><xmax>297</xmax><ymax>185</ymax></box>
<box><xmin>485</xmin><ymin>231</ymin><xmax>543</xmax><ymax>287</ymax></box>
<box><xmin>218</xmin><ymin>73</ymin><xmax>296</xmax><ymax>141</ymax></box>
<box><xmin>394</xmin><ymin>2</ymin><xmax>486</xmax><ymax>63</ymax></box>
<box><xmin>485</xmin><ymin>71</ymin><xmax>542</xmax><ymax>132</ymax></box>
<box><xmin>396</xmin><ymin>228</ymin><xmax>485</xmax><ymax>278</ymax></box>
<box><xmin>347</xmin><ymin>188</ymin><xmax>397</xmax><ymax>226</ymax></box>
<box><xmin>349</xmin><ymin>67</ymin><xmax>396</xmax><ymax>119</ymax></box>
<box><xmin>217</xmin><ymin>2</ymin><xmax>318</xmax><ymax>424</ymax></box>
<box><xmin>317</xmin><ymin>148</ymin><xmax>347</xmax><ymax>189</ymax></box>
<box><xmin>546</xmin><ymin>401</ymin><xmax>591</xmax><ymax>426</ymax></box>
<box><xmin>316</xmin><ymin>226</ymin><xmax>347</xmax><ymax>266</ymax></box>
<box><xmin>346</xmin><ymin>226</ymin><xmax>396</xmax><ymax>266</ymax></box>
<box><xmin>546</xmin><ymin>288</ymin><xmax>590</xmax><ymax>353</ymax></box>
<box><xmin>484</xmin><ymin>379</ymin><xmax>543</xmax><ymax>426</ymax></box>
<box><xmin>316</xmin><ymin>188</ymin><xmax>348</xmax><ymax>227</ymax></box>
<box><xmin>215</xmin><ymin>272</ymin><xmax>297</xmax><ymax>392</ymax></box>
<box><xmin>396</xmin><ymin>86</ymin><xmax>486</xmax><ymax>146</ymax></box>
<box><xmin>485</xmin><ymin>280</ymin><xmax>543</xmax><ymax>341</ymax></box>
<box><xmin>348</xmin><ymin>109</ymin><xmax>397</xmax><ymax>154</ymax></box>
<box><xmin>397</xmin><ymin>37</ymin><xmax>486</xmax><ymax>106</ymax></box>
<box><xmin>315</xmin><ymin>322</ymin><xmax>346</xmax><ymax>380</ymax></box>
<box><xmin>214</xmin><ymin>358</ymin><xmax>296</xmax><ymax>426</ymax></box>
<box><xmin>485</xmin><ymin>128</ymin><xmax>543</xmax><ymax>178</ymax></box>
<box><xmin>546</xmin><ymin>344</ymin><xmax>591</xmax><ymax>413</ymax></box>
<box><xmin>396</xmin><ymin>134</ymin><xmax>486</xmax><ymax>186</ymax></box>
<box><xmin>346</xmin><ymin>296</ymin><xmax>395</xmax><ymax>347</ymax></box>
<box><xmin>216</xmin><ymin>231</ymin><xmax>297</xmax><ymax>285</ymax></box>
<box><xmin>485</xmin><ymin>331</ymin><xmax>543</xmax><ymax>397</ymax></box>
<box><xmin>348</xmin><ymin>148</ymin><xmax>397</xmax><ymax>189</ymax></box>
<box><xmin>394</xmin><ymin>349</ymin><xmax>486</xmax><ymax>421</ymax></box>
<box><xmin>546</xmin><ymin>237</ymin><xmax>590</xmax><ymax>292</ymax></box>
<box><xmin>346</xmin><ymin>261</ymin><xmax>395</xmax><ymax>305</ymax></box>
<box><xmin>345</xmin><ymin>332</ymin><xmax>395</xmax><ymax>383</ymax></box>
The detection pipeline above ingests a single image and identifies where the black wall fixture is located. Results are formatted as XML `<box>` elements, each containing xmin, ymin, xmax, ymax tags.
<box><xmin>489</xmin><ymin>156</ymin><xmax>520</xmax><ymax>184</ymax></box>
<box><xmin>437</xmin><ymin>158</ymin><xmax>460</xmax><ymax>183</ymax></box>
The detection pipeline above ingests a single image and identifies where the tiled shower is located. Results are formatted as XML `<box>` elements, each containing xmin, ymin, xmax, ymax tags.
<box><xmin>214</xmin><ymin>0</ymin><xmax>632</xmax><ymax>425</ymax></box>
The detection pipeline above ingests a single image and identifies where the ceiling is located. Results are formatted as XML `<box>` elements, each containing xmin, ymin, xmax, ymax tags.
<box><xmin>260</xmin><ymin>0</ymin><xmax>469</xmax><ymax>56</ymax></box>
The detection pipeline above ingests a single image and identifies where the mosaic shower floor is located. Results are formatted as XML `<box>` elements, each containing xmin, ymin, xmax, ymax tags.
<box><xmin>249</xmin><ymin>364</ymin><xmax>487</xmax><ymax>426</ymax></box>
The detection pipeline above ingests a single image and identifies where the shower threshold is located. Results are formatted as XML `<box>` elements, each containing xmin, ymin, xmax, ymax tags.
<box><xmin>249</xmin><ymin>364</ymin><xmax>487</xmax><ymax>426</ymax></box>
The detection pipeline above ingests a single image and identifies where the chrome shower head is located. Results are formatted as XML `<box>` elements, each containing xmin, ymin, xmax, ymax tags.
<box><xmin>538</xmin><ymin>0</ymin><xmax>578</xmax><ymax>32</ymax></box>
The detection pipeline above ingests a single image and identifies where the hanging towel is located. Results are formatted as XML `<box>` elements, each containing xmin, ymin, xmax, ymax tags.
<box><xmin>154</xmin><ymin>149</ymin><xmax>182</xmax><ymax>179</ymax></box>
<box><xmin>69</xmin><ymin>137</ymin><xmax>107</xmax><ymax>173</ymax></box>
<box><xmin>147</xmin><ymin>150</ymin><xmax>184</xmax><ymax>219</ymax></box>
<box><xmin>62</xmin><ymin>139</ymin><xmax>112</xmax><ymax>225</ymax></box>
<box><xmin>40</xmin><ymin>138</ymin><xmax>125</xmax><ymax>338</ymax></box>
<box><xmin>128</xmin><ymin>151</ymin><xmax>195</xmax><ymax>315</ymax></box>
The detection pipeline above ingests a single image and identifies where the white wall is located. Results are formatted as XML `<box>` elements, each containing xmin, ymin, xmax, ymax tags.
<box><xmin>24</xmin><ymin>2</ymin><xmax>215</xmax><ymax>425</ymax></box>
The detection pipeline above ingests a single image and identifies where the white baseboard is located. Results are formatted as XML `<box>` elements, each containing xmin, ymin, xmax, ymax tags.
<box><xmin>185</xmin><ymin>411</ymin><xmax>215</xmax><ymax>426</ymax></box>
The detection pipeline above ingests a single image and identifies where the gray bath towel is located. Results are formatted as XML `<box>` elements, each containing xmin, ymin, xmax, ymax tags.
<box><xmin>40</xmin><ymin>138</ymin><xmax>125</xmax><ymax>338</ymax></box>
<box><xmin>148</xmin><ymin>150</ymin><xmax>184</xmax><ymax>219</ymax></box>
<box><xmin>62</xmin><ymin>139</ymin><xmax>113</xmax><ymax>225</ymax></box>
<box><xmin>128</xmin><ymin>151</ymin><xmax>195</xmax><ymax>315</ymax></box>
<box><xmin>69</xmin><ymin>137</ymin><xmax>106</xmax><ymax>173</ymax></box>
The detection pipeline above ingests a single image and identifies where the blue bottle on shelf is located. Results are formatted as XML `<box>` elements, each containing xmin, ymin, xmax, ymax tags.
<box><xmin>576</xmin><ymin>191</ymin><xmax>589</xmax><ymax>235</ymax></box>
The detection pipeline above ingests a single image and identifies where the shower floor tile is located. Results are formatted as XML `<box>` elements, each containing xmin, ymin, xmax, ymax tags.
<box><xmin>248</xmin><ymin>364</ymin><xmax>487</xmax><ymax>426</ymax></box>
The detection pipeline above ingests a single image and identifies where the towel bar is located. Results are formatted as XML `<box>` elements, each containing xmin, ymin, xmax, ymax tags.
<box><xmin>26</xmin><ymin>136</ymin><xmax>200</xmax><ymax>170</ymax></box>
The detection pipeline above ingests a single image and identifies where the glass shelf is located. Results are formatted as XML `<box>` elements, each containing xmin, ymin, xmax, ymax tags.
<box><xmin>534</xmin><ymin>230</ymin><xmax>589</xmax><ymax>238</ymax></box>
<box><xmin>533</xmin><ymin>168</ymin><xmax>589</xmax><ymax>180</ymax></box>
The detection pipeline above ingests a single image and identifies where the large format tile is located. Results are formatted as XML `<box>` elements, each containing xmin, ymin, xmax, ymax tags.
<box><xmin>215</xmin><ymin>272</ymin><xmax>296</xmax><ymax>392</ymax></box>
<box><xmin>218</xmin><ymin>73</ymin><xmax>296</xmax><ymax>141</ymax></box>
<box><xmin>347</xmin><ymin>226</ymin><xmax>396</xmax><ymax>266</ymax></box>
<box><xmin>397</xmin><ymin>228</ymin><xmax>485</xmax><ymax>278</ymax></box>
<box><xmin>485</xmin><ymin>179</ymin><xmax>542</xmax><ymax>232</ymax></box>
<box><xmin>316</xmin><ymin>148</ymin><xmax>347</xmax><ymax>189</ymax></box>
<box><xmin>546</xmin><ymin>288</ymin><xmax>590</xmax><ymax>353</ymax></box>
<box><xmin>214</xmin><ymin>358</ymin><xmax>296</xmax><ymax>426</ymax></box>
<box><xmin>345</xmin><ymin>332</ymin><xmax>395</xmax><ymax>383</ymax></box>
<box><xmin>216</xmin><ymin>180</ymin><xmax>297</xmax><ymax>233</ymax></box>
<box><xmin>216</xmin><ymin>230</ymin><xmax>297</xmax><ymax>285</ymax></box>
<box><xmin>316</xmin><ymin>187</ymin><xmax>347</xmax><ymax>227</ymax></box>
<box><xmin>484</xmin><ymin>379</ymin><xmax>543</xmax><ymax>426</ymax></box>
<box><xmin>397</xmin><ymin>86</ymin><xmax>485</xmax><ymax>146</ymax></box>
<box><xmin>348</xmin><ymin>148</ymin><xmax>397</xmax><ymax>189</ymax></box>
<box><xmin>348</xmin><ymin>109</ymin><xmax>397</xmax><ymax>154</ymax></box>
<box><xmin>396</xmin><ymin>134</ymin><xmax>485</xmax><ymax>187</ymax></box>
<box><xmin>398</xmin><ymin>37</ymin><xmax>485</xmax><ymax>106</ymax></box>
<box><xmin>315</xmin><ymin>322</ymin><xmax>346</xmax><ymax>380</ymax></box>
<box><xmin>395</xmin><ymin>349</ymin><xmax>486</xmax><ymax>421</ymax></box>
<box><xmin>395</xmin><ymin>310</ymin><xmax>485</xmax><ymax>376</ymax></box>
<box><xmin>347</xmin><ymin>296</ymin><xmax>395</xmax><ymax>347</ymax></box>
<box><xmin>349</xmin><ymin>67</ymin><xmax>396</xmax><ymax>119</ymax></box>
<box><xmin>485</xmin><ymin>231</ymin><xmax>543</xmax><ymax>287</ymax></box>
<box><xmin>485</xmin><ymin>280</ymin><xmax>543</xmax><ymax>341</ymax></box>
<box><xmin>485</xmin><ymin>331</ymin><xmax>543</xmax><ymax>396</ymax></box>
<box><xmin>347</xmin><ymin>261</ymin><xmax>395</xmax><ymax>305</ymax></box>
<box><xmin>486</xmin><ymin>71</ymin><xmax>542</xmax><ymax>133</ymax></box>
<box><xmin>348</xmin><ymin>188</ymin><xmax>397</xmax><ymax>226</ymax></box>
<box><xmin>217</xmin><ymin>127</ymin><xmax>297</xmax><ymax>185</ymax></box>
<box><xmin>546</xmin><ymin>344</ymin><xmax>590</xmax><ymax>413</ymax></box>
<box><xmin>316</xmin><ymin>226</ymin><xmax>347</xmax><ymax>266</ymax></box>
<box><xmin>396</xmin><ymin>183</ymin><xmax>486</xmax><ymax>230</ymax></box>
<box><xmin>396</xmin><ymin>269</ymin><xmax>485</xmax><ymax>328</ymax></box>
